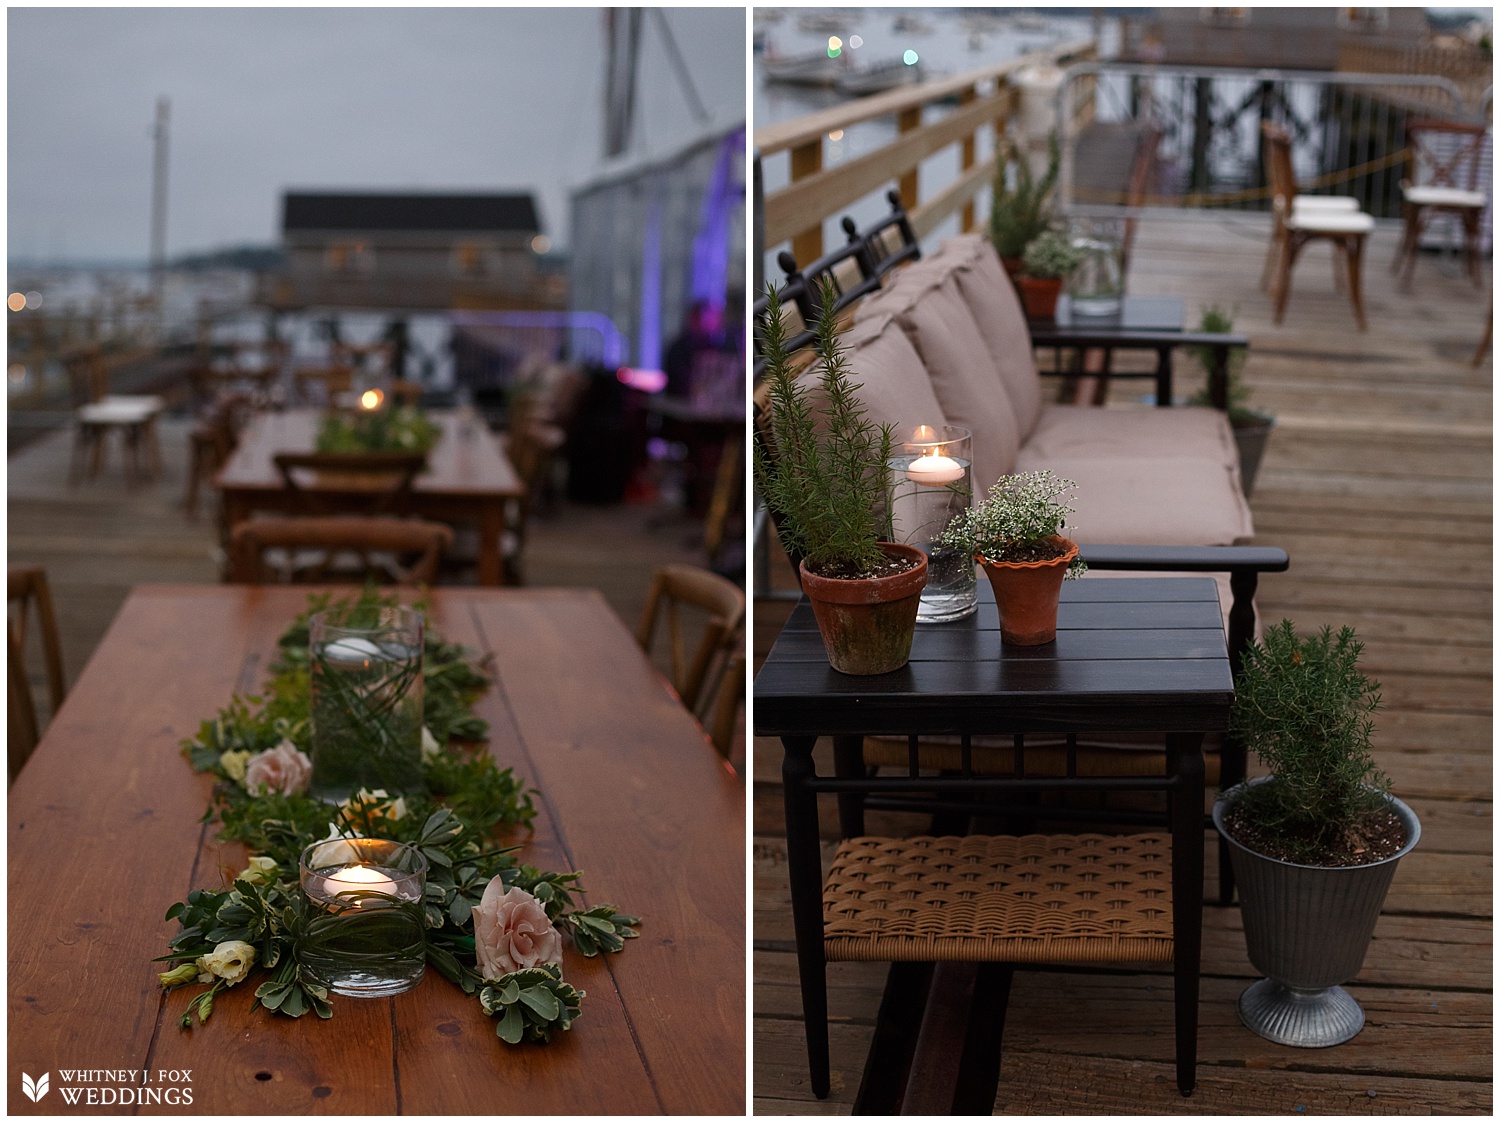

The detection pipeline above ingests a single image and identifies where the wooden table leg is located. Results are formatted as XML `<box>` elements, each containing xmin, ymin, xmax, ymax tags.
<box><xmin>1168</xmin><ymin>731</ymin><xmax>1206</xmax><ymax>1098</ymax></box>
<box><xmin>783</xmin><ymin>735</ymin><xmax>831</xmax><ymax>1099</ymax></box>
<box><xmin>478</xmin><ymin>501</ymin><xmax>505</xmax><ymax>586</ymax></box>
<box><xmin>1347</xmin><ymin>234</ymin><xmax>1368</xmax><ymax>333</ymax></box>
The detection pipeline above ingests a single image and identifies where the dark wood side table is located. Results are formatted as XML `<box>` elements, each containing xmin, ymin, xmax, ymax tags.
<box><xmin>754</xmin><ymin>576</ymin><xmax>1234</xmax><ymax>1105</ymax></box>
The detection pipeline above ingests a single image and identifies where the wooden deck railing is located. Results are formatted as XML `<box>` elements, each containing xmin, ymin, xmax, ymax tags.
<box><xmin>756</xmin><ymin>40</ymin><xmax>1098</xmax><ymax>265</ymax></box>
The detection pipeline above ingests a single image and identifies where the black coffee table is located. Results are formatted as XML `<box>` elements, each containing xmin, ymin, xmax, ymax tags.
<box><xmin>755</xmin><ymin>575</ymin><xmax>1235</xmax><ymax>1107</ymax></box>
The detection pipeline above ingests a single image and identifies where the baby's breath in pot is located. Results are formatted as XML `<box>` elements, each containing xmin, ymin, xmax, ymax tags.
<box><xmin>938</xmin><ymin>470</ymin><xmax>1088</xmax><ymax>578</ymax></box>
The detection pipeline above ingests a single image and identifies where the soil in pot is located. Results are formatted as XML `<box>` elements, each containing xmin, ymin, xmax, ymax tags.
<box><xmin>1219</xmin><ymin>801</ymin><xmax>1408</xmax><ymax>868</ymax></box>
<box><xmin>800</xmin><ymin>543</ymin><xmax>927</xmax><ymax>676</ymax></box>
<box><xmin>978</xmin><ymin>535</ymin><xmax>1077</xmax><ymax>646</ymax></box>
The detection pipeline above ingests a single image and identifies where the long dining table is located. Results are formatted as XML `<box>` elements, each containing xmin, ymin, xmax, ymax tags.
<box><xmin>8</xmin><ymin>585</ymin><xmax>745</xmax><ymax>1115</ymax></box>
<box><xmin>215</xmin><ymin>410</ymin><xmax>525</xmax><ymax>585</ymax></box>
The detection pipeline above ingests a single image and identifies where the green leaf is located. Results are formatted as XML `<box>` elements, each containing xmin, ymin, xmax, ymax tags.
<box><xmin>496</xmin><ymin>1004</ymin><xmax>526</xmax><ymax>1045</ymax></box>
<box><xmin>518</xmin><ymin>985</ymin><xmax>560</xmax><ymax>1021</ymax></box>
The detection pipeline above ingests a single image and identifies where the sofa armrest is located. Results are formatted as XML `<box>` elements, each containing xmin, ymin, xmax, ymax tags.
<box><xmin>1032</xmin><ymin>329</ymin><xmax>1248</xmax><ymax>408</ymax></box>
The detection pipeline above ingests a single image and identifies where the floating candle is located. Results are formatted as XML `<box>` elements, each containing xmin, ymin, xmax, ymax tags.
<box><xmin>322</xmin><ymin>863</ymin><xmax>399</xmax><ymax>903</ymax></box>
<box><xmin>905</xmin><ymin>453</ymin><xmax>965</xmax><ymax>485</ymax></box>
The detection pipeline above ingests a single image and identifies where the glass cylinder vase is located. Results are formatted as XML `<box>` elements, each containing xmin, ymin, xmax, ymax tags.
<box><xmin>887</xmin><ymin>424</ymin><xmax>976</xmax><ymax>623</ymax></box>
<box><xmin>299</xmin><ymin>838</ymin><xmax>428</xmax><ymax>997</ymax></box>
<box><xmin>309</xmin><ymin>604</ymin><xmax>425</xmax><ymax>803</ymax></box>
<box><xmin>1067</xmin><ymin>217</ymin><xmax>1126</xmax><ymax>317</ymax></box>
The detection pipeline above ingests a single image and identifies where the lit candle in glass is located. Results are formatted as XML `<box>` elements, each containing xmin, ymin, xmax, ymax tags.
<box><xmin>904</xmin><ymin>426</ymin><xmax>965</xmax><ymax>485</ymax></box>
<box><xmin>322</xmin><ymin>863</ymin><xmax>399</xmax><ymax>902</ymax></box>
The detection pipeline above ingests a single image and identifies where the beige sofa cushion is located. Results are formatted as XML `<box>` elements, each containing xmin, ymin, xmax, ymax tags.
<box><xmin>932</xmin><ymin>234</ymin><xmax>1045</xmax><ymax>438</ymax></box>
<box><xmin>1018</xmin><ymin>453</ymin><xmax>1254</xmax><ymax>546</ymax></box>
<box><xmin>861</xmin><ymin>267</ymin><xmax>1022</xmax><ymax>491</ymax></box>
<box><xmin>1024</xmin><ymin>404</ymin><xmax>1241</xmax><ymax>471</ymax></box>
<box><xmin>800</xmin><ymin>311</ymin><xmax>949</xmax><ymax>437</ymax></box>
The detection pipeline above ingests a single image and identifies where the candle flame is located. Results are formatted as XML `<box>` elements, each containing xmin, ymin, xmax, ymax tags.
<box><xmin>912</xmin><ymin>424</ymin><xmax>936</xmax><ymax>442</ymax></box>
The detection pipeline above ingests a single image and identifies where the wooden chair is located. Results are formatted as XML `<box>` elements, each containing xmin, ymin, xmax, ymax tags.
<box><xmin>636</xmin><ymin>564</ymin><xmax>746</xmax><ymax>714</ymax></box>
<box><xmin>293</xmin><ymin>364</ymin><xmax>355</xmax><ymax>405</ymax></box>
<box><xmin>273</xmin><ymin>451</ymin><xmax>426</xmax><ymax>516</ymax></box>
<box><xmin>9</xmin><ymin>567</ymin><xmax>67</xmax><ymax>780</ymax></box>
<box><xmin>228</xmin><ymin>517</ymin><xmax>453</xmax><ymax>586</ymax></box>
<box><xmin>1261</xmin><ymin>122</ymin><xmax>1375</xmax><ymax>331</ymax></box>
<box><xmin>705</xmin><ymin>647</ymin><xmax>745</xmax><ymax>761</ymax></box>
<box><xmin>1391</xmin><ymin>116</ymin><xmax>1489</xmax><ymax>291</ymax></box>
<box><xmin>185</xmin><ymin>392</ymin><xmax>256</xmax><ymax>520</ymax></box>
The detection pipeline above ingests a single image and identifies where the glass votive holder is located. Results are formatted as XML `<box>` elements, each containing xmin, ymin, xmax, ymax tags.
<box><xmin>1067</xmin><ymin>216</ymin><xmax>1126</xmax><ymax>317</ymax></box>
<box><xmin>309</xmin><ymin>604</ymin><xmax>425</xmax><ymax>803</ymax></box>
<box><xmin>299</xmin><ymin>838</ymin><xmax>428</xmax><ymax>998</ymax></box>
<box><xmin>887</xmin><ymin>424</ymin><xmax>976</xmax><ymax>623</ymax></box>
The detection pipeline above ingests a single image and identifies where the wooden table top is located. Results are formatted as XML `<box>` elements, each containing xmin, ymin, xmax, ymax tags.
<box><xmin>754</xmin><ymin>576</ymin><xmax>1234</xmax><ymax>737</ymax></box>
<box><xmin>9</xmin><ymin>586</ymin><xmax>744</xmax><ymax>1115</ymax></box>
<box><xmin>214</xmin><ymin>409</ymin><xmax>523</xmax><ymax>498</ymax></box>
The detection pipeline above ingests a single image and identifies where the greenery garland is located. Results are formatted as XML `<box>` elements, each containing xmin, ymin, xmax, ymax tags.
<box><xmin>155</xmin><ymin>588</ymin><xmax>638</xmax><ymax>1045</ymax></box>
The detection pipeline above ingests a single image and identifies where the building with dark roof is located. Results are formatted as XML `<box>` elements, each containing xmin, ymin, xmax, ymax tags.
<box><xmin>261</xmin><ymin>191</ymin><xmax>564</xmax><ymax>311</ymax></box>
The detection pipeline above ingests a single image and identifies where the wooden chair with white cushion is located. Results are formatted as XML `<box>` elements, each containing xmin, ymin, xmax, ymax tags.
<box><xmin>1391</xmin><ymin>116</ymin><xmax>1489</xmax><ymax>291</ymax></box>
<box><xmin>1261</xmin><ymin>122</ymin><xmax>1375</xmax><ymax>331</ymax></box>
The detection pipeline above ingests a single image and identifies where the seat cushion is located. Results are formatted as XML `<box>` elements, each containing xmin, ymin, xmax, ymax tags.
<box><xmin>1014</xmin><ymin>452</ymin><xmax>1254</xmax><ymax>546</ymax></box>
<box><xmin>800</xmin><ymin>311</ymin><xmax>949</xmax><ymax>438</ymax></box>
<box><xmin>931</xmin><ymin>234</ymin><xmax>1045</xmax><ymax>438</ymax></box>
<box><xmin>1402</xmin><ymin>185</ymin><xmax>1487</xmax><ymax>209</ymax></box>
<box><xmin>1286</xmin><ymin>210</ymin><xmax>1375</xmax><ymax>234</ymax></box>
<box><xmin>1292</xmin><ymin>194</ymin><xmax>1359</xmax><ymax>212</ymax></box>
<box><xmin>1023</xmin><ymin>404</ymin><xmax>1240</xmax><ymax>471</ymax></box>
<box><xmin>865</xmin><ymin>266</ymin><xmax>1023</xmax><ymax>491</ymax></box>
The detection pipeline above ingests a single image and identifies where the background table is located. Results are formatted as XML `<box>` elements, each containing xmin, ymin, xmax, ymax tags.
<box><xmin>9</xmin><ymin>586</ymin><xmax>744</xmax><ymax>1114</ymax></box>
<box><xmin>215</xmin><ymin>410</ymin><xmax>524</xmax><ymax>584</ymax></box>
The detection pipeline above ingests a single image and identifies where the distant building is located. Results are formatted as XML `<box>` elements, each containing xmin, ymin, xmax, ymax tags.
<box><xmin>259</xmin><ymin>191</ymin><xmax>566</xmax><ymax>312</ymax></box>
<box><xmin>1123</xmin><ymin>8</ymin><xmax>1430</xmax><ymax>71</ymax></box>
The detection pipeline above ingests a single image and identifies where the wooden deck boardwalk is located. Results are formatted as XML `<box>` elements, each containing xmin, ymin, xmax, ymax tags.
<box><xmin>752</xmin><ymin>214</ymin><xmax>1492</xmax><ymax>1114</ymax></box>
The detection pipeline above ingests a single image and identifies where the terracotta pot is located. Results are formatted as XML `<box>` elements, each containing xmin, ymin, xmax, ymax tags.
<box><xmin>1017</xmin><ymin>275</ymin><xmax>1064</xmax><ymax>320</ymax></box>
<box><xmin>800</xmin><ymin>543</ymin><xmax>928</xmax><ymax>675</ymax></box>
<box><xmin>978</xmin><ymin>535</ymin><xmax>1078</xmax><ymax>645</ymax></box>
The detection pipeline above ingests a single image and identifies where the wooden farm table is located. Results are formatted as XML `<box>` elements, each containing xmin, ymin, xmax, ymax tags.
<box><xmin>754</xmin><ymin>576</ymin><xmax>1234</xmax><ymax>1109</ymax></box>
<box><xmin>214</xmin><ymin>410</ymin><xmax>524</xmax><ymax>585</ymax></box>
<box><xmin>9</xmin><ymin>586</ymin><xmax>744</xmax><ymax>1115</ymax></box>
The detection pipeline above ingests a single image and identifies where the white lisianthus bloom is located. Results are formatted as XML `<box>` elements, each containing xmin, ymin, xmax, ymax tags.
<box><xmin>195</xmin><ymin>940</ymin><xmax>256</xmax><ymax>987</ymax></box>
<box><xmin>238</xmin><ymin>855</ymin><xmax>278</xmax><ymax>885</ymax></box>
<box><xmin>341</xmin><ymin>788</ymin><xmax>408</xmax><ymax>822</ymax></box>
<box><xmin>321</xmin><ymin>820</ymin><xmax>361</xmax><ymax>843</ymax></box>
<box><xmin>218</xmin><ymin>750</ymin><xmax>252</xmax><ymax>784</ymax></box>
<box><xmin>421</xmin><ymin>725</ymin><xmax>442</xmax><ymax>761</ymax></box>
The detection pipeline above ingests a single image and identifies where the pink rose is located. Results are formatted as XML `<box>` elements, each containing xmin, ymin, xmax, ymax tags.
<box><xmin>243</xmin><ymin>740</ymin><xmax>312</xmax><ymax>797</ymax></box>
<box><xmin>472</xmin><ymin>881</ymin><xmax>562</xmax><ymax>980</ymax></box>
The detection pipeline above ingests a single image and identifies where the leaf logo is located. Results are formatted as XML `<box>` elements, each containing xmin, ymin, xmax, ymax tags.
<box><xmin>21</xmin><ymin>1072</ymin><xmax>49</xmax><ymax>1102</ymax></box>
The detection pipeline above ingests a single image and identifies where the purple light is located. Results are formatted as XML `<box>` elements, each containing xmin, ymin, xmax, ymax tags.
<box><xmin>638</xmin><ymin>197</ymin><xmax>664</xmax><ymax>370</ymax></box>
<box><xmin>690</xmin><ymin>127</ymin><xmax>744</xmax><ymax>326</ymax></box>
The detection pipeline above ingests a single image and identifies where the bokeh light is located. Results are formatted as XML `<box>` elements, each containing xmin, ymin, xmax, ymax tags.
<box><xmin>530</xmin><ymin>234</ymin><xmax>551</xmax><ymax>254</ymax></box>
<box><xmin>9</xmin><ymin>363</ymin><xmax>27</xmax><ymax>383</ymax></box>
<box><xmin>360</xmin><ymin>388</ymin><xmax>384</xmax><ymax>410</ymax></box>
<box><xmin>8</xmin><ymin>293</ymin><xmax>27</xmax><ymax>311</ymax></box>
<box><xmin>24</xmin><ymin>291</ymin><xmax>43</xmax><ymax>308</ymax></box>
<box><xmin>903</xmin><ymin>49</ymin><xmax>919</xmax><ymax>66</ymax></box>
<box><xmin>849</xmin><ymin>34</ymin><xmax>863</xmax><ymax>49</ymax></box>
<box><xmin>829</xmin><ymin>129</ymin><xmax>844</xmax><ymax>142</ymax></box>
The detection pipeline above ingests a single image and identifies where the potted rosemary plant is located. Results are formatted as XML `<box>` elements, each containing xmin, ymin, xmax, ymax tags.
<box><xmin>1016</xmin><ymin>229</ymin><xmax>1084</xmax><ymax>321</ymax></box>
<box><xmin>989</xmin><ymin>133</ymin><xmax>1060</xmax><ymax>280</ymax></box>
<box><xmin>754</xmin><ymin>281</ymin><xmax>927</xmax><ymax>675</ymax></box>
<box><xmin>937</xmin><ymin>470</ymin><xmax>1086</xmax><ymax>645</ymax></box>
<box><xmin>1213</xmin><ymin>621</ymin><xmax>1419</xmax><ymax>1048</ymax></box>
<box><xmin>1186</xmin><ymin>304</ymin><xmax>1274</xmax><ymax>497</ymax></box>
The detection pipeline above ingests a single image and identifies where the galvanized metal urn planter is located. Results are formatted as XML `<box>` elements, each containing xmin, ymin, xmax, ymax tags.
<box><xmin>1213</xmin><ymin>779</ymin><xmax>1420</xmax><ymax>1048</ymax></box>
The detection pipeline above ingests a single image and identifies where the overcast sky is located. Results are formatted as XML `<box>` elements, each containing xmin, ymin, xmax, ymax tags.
<box><xmin>8</xmin><ymin>6</ymin><xmax>745</xmax><ymax>264</ymax></box>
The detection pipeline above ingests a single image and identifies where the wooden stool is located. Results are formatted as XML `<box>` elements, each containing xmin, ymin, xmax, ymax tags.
<box><xmin>70</xmin><ymin>396</ymin><xmax>164</xmax><ymax>487</ymax></box>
